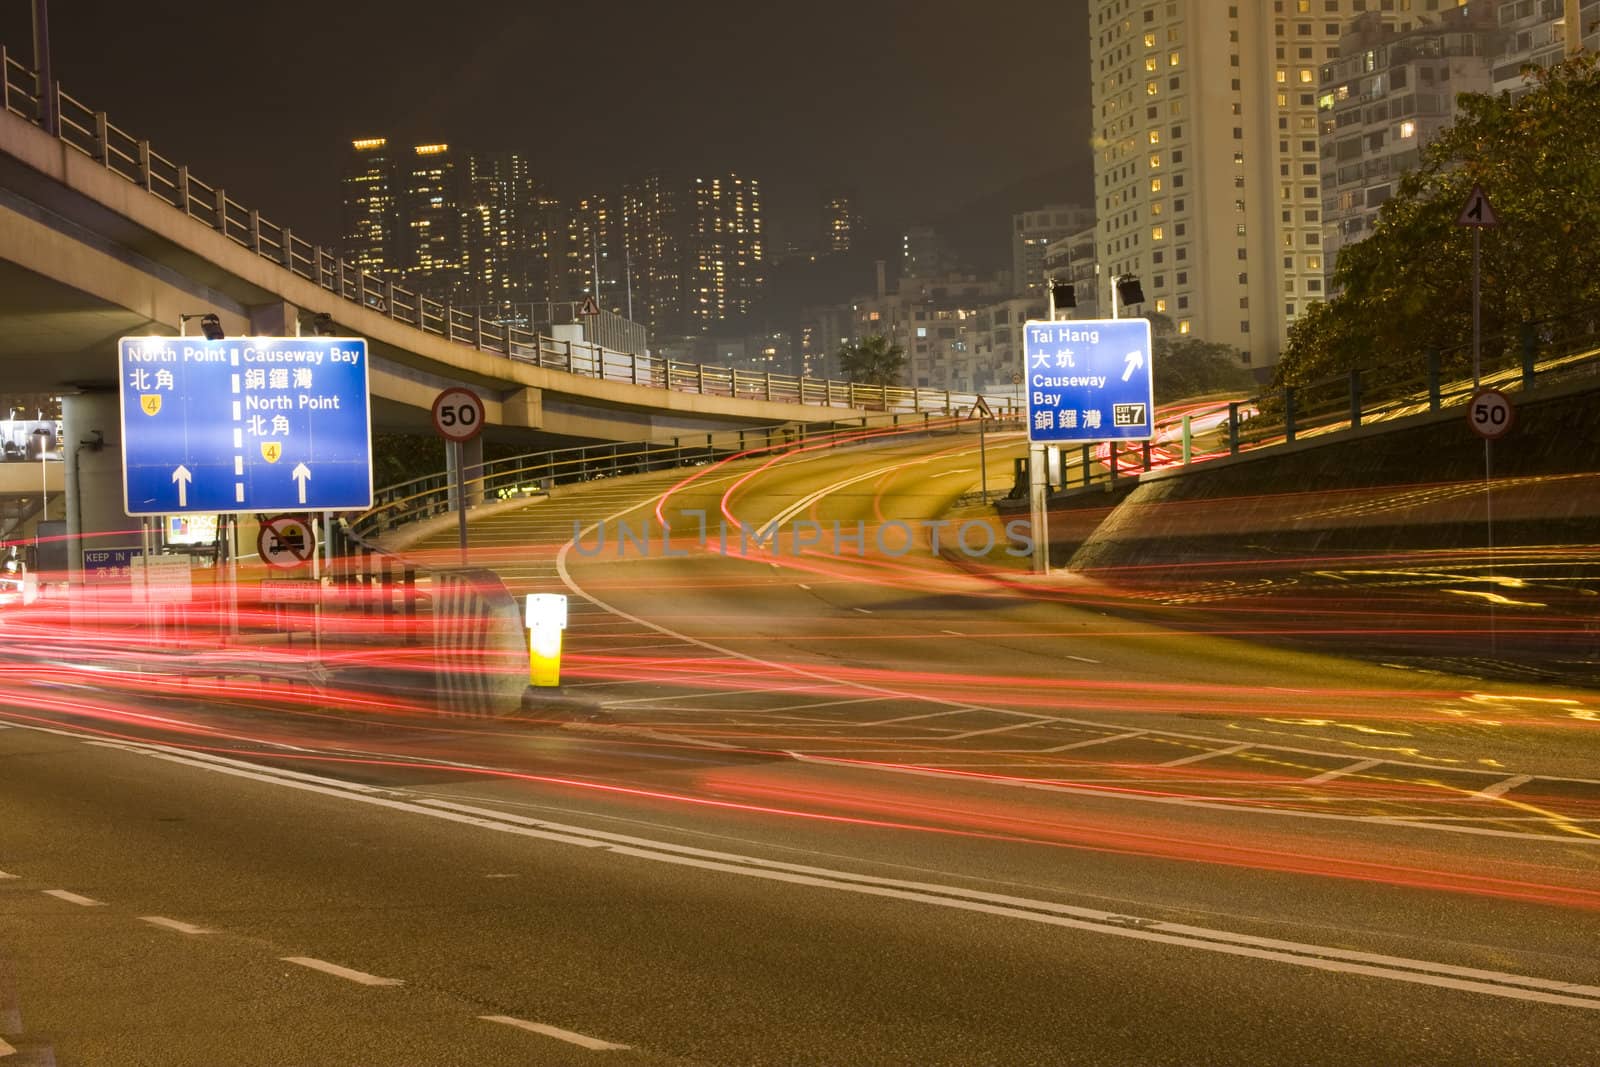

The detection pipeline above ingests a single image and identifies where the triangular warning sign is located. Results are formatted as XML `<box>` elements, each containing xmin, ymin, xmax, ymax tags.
<box><xmin>968</xmin><ymin>396</ymin><xmax>994</xmax><ymax>421</ymax></box>
<box><xmin>1456</xmin><ymin>184</ymin><xmax>1499</xmax><ymax>228</ymax></box>
<box><xmin>577</xmin><ymin>296</ymin><xmax>601</xmax><ymax>316</ymax></box>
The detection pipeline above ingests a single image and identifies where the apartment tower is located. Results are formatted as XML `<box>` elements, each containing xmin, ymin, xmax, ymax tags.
<box><xmin>1086</xmin><ymin>0</ymin><xmax>1476</xmax><ymax>367</ymax></box>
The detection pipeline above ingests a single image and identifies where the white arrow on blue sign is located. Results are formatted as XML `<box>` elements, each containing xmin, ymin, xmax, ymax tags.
<box><xmin>118</xmin><ymin>336</ymin><xmax>373</xmax><ymax>516</ymax></box>
<box><xmin>1023</xmin><ymin>318</ymin><xmax>1155</xmax><ymax>443</ymax></box>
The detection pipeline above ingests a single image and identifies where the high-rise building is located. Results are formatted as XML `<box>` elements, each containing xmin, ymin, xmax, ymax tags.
<box><xmin>458</xmin><ymin>151</ymin><xmax>544</xmax><ymax>308</ymax></box>
<box><xmin>341</xmin><ymin>138</ymin><xmax>398</xmax><ymax>277</ymax></box>
<box><xmin>1012</xmin><ymin>205</ymin><xmax>1095</xmax><ymax>297</ymax></box>
<box><xmin>1491</xmin><ymin>0</ymin><xmax>1597</xmax><ymax>98</ymax></box>
<box><xmin>901</xmin><ymin>225</ymin><xmax>954</xmax><ymax>278</ymax></box>
<box><xmin>824</xmin><ymin>192</ymin><xmax>860</xmax><ymax>254</ymax></box>
<box><xmin>623</xmin><ymin>175</ymin><xmax>685</xmax><ymax>338</ymax></box>
<box><xmin>400</xmin><ymin>143</ymin><xmax>466</xmax><ymax>303</ymax></box>
<box><xmin>1042</xmin><ymin>224</ymin><xmax>1102</xmax><ymax>320</ymax></box>
<box><xmin>686</xmin><ymin>174</ymin><xmax>764</xmax><ymax>332</ymax></box>
<box><xmin>1086</xmin><ymin>1</ymin><xmax>1494</xmax><ymax>366</ymax></box>
<box><xmin>1319</xmin><ymin>7</ymin><xmax>1498</xmax><ymax>286</ymax></box>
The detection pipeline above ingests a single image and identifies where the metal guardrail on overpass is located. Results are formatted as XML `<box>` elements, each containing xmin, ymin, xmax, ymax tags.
<box><xmin>0</xmin><ymin>48</ymin><xmax>1004</xmax><ymax>416</ymax></box>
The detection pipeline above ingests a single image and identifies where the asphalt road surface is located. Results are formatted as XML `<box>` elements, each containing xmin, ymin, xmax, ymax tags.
<box><xmin>4</xmin><ymin>425</ymin><xmax>1598</xmax><ymax>1065</ymax></box>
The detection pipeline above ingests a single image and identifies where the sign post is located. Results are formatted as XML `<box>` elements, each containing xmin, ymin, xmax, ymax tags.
<box><xmin>431</xmin><ymin>387</ymin><xmax>486</xmax><ymax>564</ymax></box>
<box><xmin>1456</xmin><ymin>184</ymin><xmax>1499</xmax><ymax>387</ymax></box>
<box><xmin>969</xmin><ymin>396</ymin><xmax>994</xmax><ymax>504</ymax></box>
<box><xmin>1456</xmin><ymin>185</ymin><xmax>1503</xmax><ymax>653</ymax></box>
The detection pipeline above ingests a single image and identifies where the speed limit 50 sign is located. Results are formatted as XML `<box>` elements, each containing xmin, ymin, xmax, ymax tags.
<box><xmin>432</xmin><ymin>387</ymin><xmax>485</xmax><ymax>443</ymax></box>
<box><xmin>1467</xmin><ymin>388</ymin><xmax>1515</xmax><ymax>440</ymax></box>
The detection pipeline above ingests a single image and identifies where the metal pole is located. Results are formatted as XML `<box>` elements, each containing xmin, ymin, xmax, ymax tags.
<box><xmin>454</xmin><ymin>439</ymin><xmax>468</xmax><ymax>565</ymax></box>
<box><xmin>1472</xmin><ymin>227</ymin><xmax>1482</xmax><ymax>388</ymax></box>
<box><xmin>31</xmin><ymin>0</ymin><xmax>56</xmax><ymax>137</ymax></box>
<box><xmin>1111</xmin><ymin>275</ymin><xmax>1120</xmax><ymax>321</ymax></box>
<box><xmin>1028</xmin><ymin>443</ymin><xmax>1049</xmax><ymax>575</ymax></box>
<box><xmin>979</xmin><ymin>415</ymin><xmax>989</xmax><ymax>504</ymax></box>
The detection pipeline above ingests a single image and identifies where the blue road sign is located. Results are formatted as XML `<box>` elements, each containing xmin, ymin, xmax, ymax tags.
<box><xmin>1023</xmin><ymin>318</ymin><xmax>1155</xmax><ymax>443</ymax></box>
<box><xmin>118</xmin><ymin>336</ymin><xmax>372</xmax><ymax>516</ymax></box>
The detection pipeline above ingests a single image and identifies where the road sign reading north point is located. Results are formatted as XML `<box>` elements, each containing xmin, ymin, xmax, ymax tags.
<box><xmin>1023</xmin><ymin>318</ymin><xmax>1155</xmax><ymax>443</ymax></box>
<box><xmin>118</xmin><ymin>336</ymin><xmax>373</xmax><ymax>516</ymax></box>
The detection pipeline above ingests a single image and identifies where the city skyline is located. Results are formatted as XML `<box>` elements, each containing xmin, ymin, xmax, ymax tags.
<box><xmin>0</xmin><ymin>0</ymin><xmax>1095</xmax><ymax>270</ymax></box>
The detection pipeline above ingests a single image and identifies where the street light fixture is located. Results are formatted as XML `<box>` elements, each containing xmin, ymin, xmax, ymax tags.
<box><xmin>179</xmin><ymin>313</ymin><xmax>225</xmax><ymax>340</ymax></box>
<box><xmin>311</xmin><ymin>313</ymin><xmax>336</xmax><ymax>336</ymax></box>
<box><xmin>1109</xmin><ymin>275</ymin><xmax>1146</xmax><ymax>320</ymax></box>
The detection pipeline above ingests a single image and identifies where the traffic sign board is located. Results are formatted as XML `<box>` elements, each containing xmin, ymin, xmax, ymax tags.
<box><xmin>257</xmin><ymin>515</ymin><xmax>316</xmax><ymax>569</ymax></box>
<box><xmin>1456</xmin><ymin>184</ymin><xmax>1499</xmax><ymax>228</ymax></box>
<box><xmin>1468</xmin><ymin>388</ymin><xmax>1515</xmax><ymax>439</ymax></box>
<box><xmin>118</xmin><ymin>336</ymin><xmax>372</xmax><ymax>516</ymax></box>
<box><xmin>577</xmin><ymin>296</ymin><xmax>601</xmax><ymax>317</ymax></box>
<box><xmin>1023</xmin><ymin>318</ymin><xmax>1155</xmax><ymax>443</ymax></box>
<box><xmin>432</xmin><ymin>387</ymin><xmax>485</xmax><ymax>443</ymax></box>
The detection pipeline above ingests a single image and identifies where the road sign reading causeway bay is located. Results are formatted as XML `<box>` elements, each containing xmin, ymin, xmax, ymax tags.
<box><xmin>1023</xmin><ymin>318</ymin><xmax>1154</xmax><ymax>443</ymax></box>
<box><xmin>119</xmin><ymin>336</ymin><xmax>373</xmax><ymax>516</ymax></box>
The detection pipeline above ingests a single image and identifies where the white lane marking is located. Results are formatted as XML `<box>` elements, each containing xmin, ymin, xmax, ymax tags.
<box><xmin>281</xmin><ymin>957</ymin><xmax>402</xmax><ymax>987</ymax></box>
<box><xmin>0</xmin><ymin>870</ymin><xmax>16</xmax><ymax>880</ymax></box>
<box><xmin>859</xmin><ymin>707</ymin><xmax>978</xmax><ymax>727</ymax></box>
<box><xmin>1473</xmin><ymin>774</ymin><xmax>1534</xmax><ymax>801</ymax></box>
<box><xmin>798</xmin><ymin>583</ymin><xmax>812</xmax><ymax>590</ymax></box>
<box><xmin>787</xmin><ymin>752</ymin><xmax>1596</xmax><ymax>845</ymax></box>
<box><xmin>1066</xmin><ymin>655</ymin><xmax>1101</xmax><ymax>664</ymax></box>
<box><xmin>43</xmin><ymin>889</ymin><xmax>105</xmax><ymax>907</ymax></box>
<box><xmin>944</xmin><ymin>716</ymin><xmax>1055</xmax><ymax>741</ymax></box>
<box><xmin>1160</xmin><ymin>743</ymin><xmax>1254</xmax><ymax>768</ymax></box>
<box><xmin>480</xmin><ymin>1015</ymin><xmax>631</xmax><ymax>1051</ymax></box>
<box><xmin>0</xmin><ymin>1037</ymin><xmax>15</xmax><ymax>1057</ymax></box>
<box><xmin>758</xmin><ymin>696</ymin><xmax>894</xmax><ymax>714</ymax></box>
<box><xmin>1038</xmin><ymin>730</ymin><xmax>1150</xmax><ymax>753</ymax></box>
<box><xmin>853</xmin><ymin>607</ymin><xmax>873</xmax><ymax>614</ymax></box>
<box><xmin>940</xmin><ymin>629</ymin><xmax>962</xmax><ymax>636</ymax></box>
<box><xmin>140</xmin><ymin>916</ymin><xmax>211</xmax><ymax>935</ymax></box>
<box><xmin>25</xmin><ymin>728</ymin><xmax>1600</xmax><ymax>1011</ymax></box>
<box><xmin>1305</xmin><ymin>758</ymin><xmax>1385</xmax><ymax>785</ymax></box>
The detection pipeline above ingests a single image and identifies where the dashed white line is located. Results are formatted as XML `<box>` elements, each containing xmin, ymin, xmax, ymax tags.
<box><xmin>1066</xmin><ymin>655</ymin><xmax>1101</xmax><ymax>664</ymax></box>
<box><xmin>1304</xmin><ymin>758</ymin><xmax>1385</xmax><ymax>785</ymax></box>
<box><xmin>0</xmin><ymin>870</ymin><xmax>16</xmax><ymax>880</ymax></box>
<box><xmin>940</xmin><ymin>629</ymin><xmax>963</xmax><ymax>636</ymax></box>
<box><xmin>140</xmin><ymin>915</ymin><xmax>211</xmax><ymax>935</ymax></box>
<box><xmin>1038</xmin><ymin>729</ymin><xmax>1149</xmax><ymax>753</ymax></box>
<box><xmin>1473</xmin><ymin>774</ymin><xmax>1534</xmax><ymax>801</ymax></box>
<box><xmin>281</xmin><ymin>957</ymin><xmax>402</xmax><ymax>987</ymax></box>
<box><xmin>42</xmin><ymin>889</ymin><xmax>105</xmax><ymax>907</ymax></box>
<box><xmin>479</xmin><ymin>1015</ymin><xmax>631</xmax><ymax>1051</ymax></box>
<box><xmin>853</xmin><ymin>607</ymin><xmax>873</xmax><ymax>614</ymax></box>
<box><xmin>1160</xmin><ymin>743</ymin><xmax>1254</xmax><ymax>768</ymax></box>
<box><xmin>0</xmin><ymin>1037</ymin><xmax>15</xmax><ymax>1057</ymax></box>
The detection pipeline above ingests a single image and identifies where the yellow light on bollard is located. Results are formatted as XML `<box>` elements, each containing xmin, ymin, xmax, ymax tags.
<box><xmin>525</xmin><ymin>593</ymin><xmax>568</xmax><ymax>687</ymax></box>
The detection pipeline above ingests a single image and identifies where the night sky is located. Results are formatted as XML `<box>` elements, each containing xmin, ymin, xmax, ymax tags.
<box><xmin>2</xmin><ymin>1</ymin><xmax>1092</xmax><ymax>264</ymax></box>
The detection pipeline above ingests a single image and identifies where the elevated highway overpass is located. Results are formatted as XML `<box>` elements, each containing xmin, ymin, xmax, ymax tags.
<box><xmin>0</xmin><ymin>52</ymin><xmax>1001</xmax><ymax>566</ymax></box>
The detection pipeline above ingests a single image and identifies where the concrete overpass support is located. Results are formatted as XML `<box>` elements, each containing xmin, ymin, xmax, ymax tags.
<box><xmin>61</xmin><ymin>390</ymin><xmax>129</xmax><ymax>574</ymax></box>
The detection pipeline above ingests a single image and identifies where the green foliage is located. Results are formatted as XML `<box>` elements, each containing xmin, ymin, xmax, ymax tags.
<box><xmin>1277</xmin><ymin>55</ymin><xmax>1600</xmax><ymax>389</ymax></box>
<box><xmin>372</xmin><ymin>433</ymin><xmax>444</xmax><ymax>489</ymax></box>
<box><xmin>1145</xmin><ymin>313</ymin><xmax>1257</xmax><ymax>403</ymax></box>
<box><xmin>837</xmin><ymin>335</ymin><xmax>907</xmax><ymax>386</ymax></box>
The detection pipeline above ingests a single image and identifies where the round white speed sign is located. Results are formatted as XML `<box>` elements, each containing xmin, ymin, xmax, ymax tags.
<box><xmin>1467</xmin><ymin>388</ymin><xmax>1514</xmax><ymax>440</ymax></box>
<box><xmin>432</xmin><ymin>387</ymin><xmax>485</xmax><ymax>443</ymax></box>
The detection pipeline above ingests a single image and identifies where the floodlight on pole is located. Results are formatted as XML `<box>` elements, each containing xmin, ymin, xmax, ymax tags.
<box><xmin>178</xmin><ymin>312</ymin><xmax>224</xmax><ymax>339</ymax></box>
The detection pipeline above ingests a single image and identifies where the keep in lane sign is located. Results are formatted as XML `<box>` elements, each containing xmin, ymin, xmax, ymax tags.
<box><xmin>1023</xmin><ymin>318</ymin><xmax>1155</xmax><ymax>443</ymax></box>
<box><xmin>119</xmin><ymin>336</ymin><xmax>373</xmax><ymax>516</ymax></box>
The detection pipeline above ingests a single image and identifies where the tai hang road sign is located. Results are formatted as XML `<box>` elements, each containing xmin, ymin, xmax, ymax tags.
<box><xmin>118</xmin><ymin>336</ymin><xmax>373</xmax><ymax>516</ymax></box>
<box><xmin>1023</xmin><ymin>318</ymin><xmax>1155</xmax><ymax>443</ymax></box>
